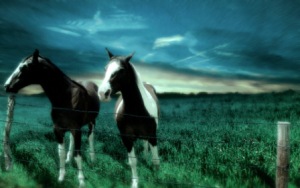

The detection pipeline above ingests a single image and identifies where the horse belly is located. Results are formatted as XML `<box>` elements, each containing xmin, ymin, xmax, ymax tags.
<box><xmin>117</xmin><ymin>115</ymin><xmax>157</xmax><ymax>139</ymax></box>
<box><xmin>51</xmin><ymin>110</ymin><xmax>91</xmax><ymax>129</ymax></box>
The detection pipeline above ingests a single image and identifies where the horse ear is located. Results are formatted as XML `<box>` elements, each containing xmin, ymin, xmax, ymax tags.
<box><xmin>105</xmin><ymin>48</ymin><xmax>114</xmax><ymax>59</ymax></box>
<box><xmin>125</xmin><ymin>52</ymin><xmax>135</xmax><ymax>62</ymax></box>
<box><xmin>33</xmin><ymin>49</ymin><xmax>39</xmax><ymax>61</ymax></box>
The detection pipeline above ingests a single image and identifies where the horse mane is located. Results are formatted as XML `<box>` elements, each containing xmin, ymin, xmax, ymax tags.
<box><xmin>126</xmin><ymin>61</ymin><xmax>139</xmax><ymax>84</ymax></box>
<box><xmin>35</xmin><ymin>55</ymin><xmax>88</xmax><ymax>92</ymax></box>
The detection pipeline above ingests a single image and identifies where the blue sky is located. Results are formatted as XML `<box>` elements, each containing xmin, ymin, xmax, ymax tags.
<box><xmin>0</xmin><ymin>0</ymin><xmax>299</xmax><ymax>94</ymax></box>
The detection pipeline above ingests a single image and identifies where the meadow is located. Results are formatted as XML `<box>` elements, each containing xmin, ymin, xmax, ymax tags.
<box><xmin>0</xmin><ymin>90</ymin><xmax>300</xmax><ymax>188</ymax></box>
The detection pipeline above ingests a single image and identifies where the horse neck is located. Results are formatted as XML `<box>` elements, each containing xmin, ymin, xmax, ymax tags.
<box><xmin>120</xmin><ymin>65</ymin><xmax>148</xmax><ymax>114</ymax></box>
<box><xmin>39</xmin><ymin>65</ymin><xmax>73</xmax><ymax>106</ymax></box>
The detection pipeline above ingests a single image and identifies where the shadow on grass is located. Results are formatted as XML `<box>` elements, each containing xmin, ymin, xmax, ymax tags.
<box><xmin>2</xmin><ymin>130</ymin><xmax>76</xmax><ymax>188</ymax></box>
<box><xmin>249</xmin><ymin>165</ymin><xmax>274</xmax><ymax>188</ymax></box>
<box><xmin>294</xmin><ymin>168</ymin><xmax>300</xmax><ymax>187</ymax></box>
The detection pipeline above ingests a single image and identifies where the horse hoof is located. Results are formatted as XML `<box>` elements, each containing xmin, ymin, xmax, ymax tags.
<box><xmin>131</xmin><ymin>178</ymin><xmax>138</xmax><ymax>188</ymax></box>
<box><xmin>66</xmin><ymin>153</ymin><xmax>73</xmax><ymax>163</ymax></box>
<box><xmin>65</xmin><ymin>158</ymin><xmax>71</xmax><ymax>163</ymax></box>
<box><xmin>58</xmin><ymin>176</ymin><xmax>64</xmax><ymax>183</ymax></box>
<box><xmin>153</xmin><ymin>164</ymin><xmax>160</xmax><ymax>171</ymax></box>
<box><xmin>58</xmin><ymin>169</ymin><xmax>66</xmax><ymax>182</ymax></box>
<box><xmin>79</xmin><ymin>180</ymin><xmax>85</xmax><ymax>188</ymax></box>
<box><xmin>90</xmin><ymin>153</ymin><xmax>96</xmax><ymax>163</ymax></box>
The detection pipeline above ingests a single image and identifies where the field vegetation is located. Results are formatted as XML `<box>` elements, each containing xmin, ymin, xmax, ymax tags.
<box><xmin>0</xmin><ymin>90</ymin><xmax>300</xmax><ymax>187</ymax></box>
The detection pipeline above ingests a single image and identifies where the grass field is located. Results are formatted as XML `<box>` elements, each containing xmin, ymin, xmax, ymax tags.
<box><xmin>0</xmin><ymin>90</ymin><xmax>300</xmax><ymax>188</ymax></box>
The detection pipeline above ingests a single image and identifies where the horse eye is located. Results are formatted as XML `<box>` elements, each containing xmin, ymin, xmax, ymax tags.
<box><xmin>111</xmin><ymin>72</ymin><xmax>117</xmax><ymax>79</ymax></box>
<box><xmin>20</xmin><ymin>64</ymin><xmax>29</xmax><ymax>71</ymax></box>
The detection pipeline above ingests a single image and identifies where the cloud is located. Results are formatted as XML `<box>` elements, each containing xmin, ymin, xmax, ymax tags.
<box><xmin>46</xmin><ymin>9</ymin><xmax>147</xmax><ymax>37</ymax></box>
<box><xmin>3</xmin><ymin>53</ymin><xmax>300</xmax><ymax>95</ymax></box>
<box><xmin>179</xmin><ymin>28</ymin><xmax>300</xmax><ymax>81</ymax></box>
<box><xmin>45</xmin><ymin>26</ymin><xmax>81</xmax><ymax>37</ymax></box>
<box><xmin>153</xmin><ymin>35</ymin><xmax>184</xmax><ymax>49</ymax></box>
<box><xmin>132</xmin><ymin>62</ymin><xmax>300</xmax><ymax>93</ymax></box>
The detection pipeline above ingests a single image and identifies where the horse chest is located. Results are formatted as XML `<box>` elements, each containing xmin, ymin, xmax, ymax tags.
<box><xmin>56</xmin><ymin>89</ymin><xmax>96</xmax><ymax>125</ymax></box>
<box><xmin>115</xmin><ymin>104</ymin><xmax>157</xmax><ymax>137</ymax></box>
<box><xmin>51</xmin><ymin>110</ymin><xmax>82</xmax><ymax>127</ymax></box>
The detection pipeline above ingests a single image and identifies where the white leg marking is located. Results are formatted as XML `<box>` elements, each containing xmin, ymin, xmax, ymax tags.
<box><xmin>128</xmin><ymin>147</ymin><xmax>138</xmax><ymax>188</ymax></box>
<box><xmin>143</xmin><ymin>140</ymin><xmax>149</xmax><ymax>158</ymax></box>
<box><xmin>89</xmin><ymin>124</ymin><xmax>95</xmax><ymax>162</ymax></box>
<box><xmin>74</xmin><ymin>155</ymin><xmax>85</xmax><ymax>187</ymax></box>
<box><xmin>58</xmin><ymin>143</ymin><xmax>66</xmax><ymax>182</ymax></box>
<box><xmin>66</xmin><ymin>134</ymin><xmax>74</xmax><ymax>163</ymax></box>
<box><xmin>150</xmin><ymin>145</ymin><xmax>160</xmax><ymax>167</ymax></box>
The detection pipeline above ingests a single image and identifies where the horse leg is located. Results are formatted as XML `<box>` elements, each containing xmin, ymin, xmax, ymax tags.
<box><xmin>122</xmin><ymin>137</ymin><xmax>138</xmax><ymax>188</ymax></box>
<box><xmin>149</xmin><ymin>137</ymin><xmax>160</xmax><ymax>170</ymax></box>
<box><xmin>74</xmin><ymin>130</ymin><xmax>85</xmax><ymax>187</ymax></box>
<box><xmin>143</xmin><ymin>140</ymin><xmax>149</xmax><ymax>158</ymax></box>
<box><xmin>54</xmin><ymin>127</ymin><xmax>66</xmax><ymax>182</ymax></box>
<box><xmin>66</xmin><ymin>132</ymin><xmax>74</xmax><ymax>163</ymax></box>
<box><xmin>88</xmin><ymin>121</ymin><xmax>95</xmax><ymax>162</ymax></box>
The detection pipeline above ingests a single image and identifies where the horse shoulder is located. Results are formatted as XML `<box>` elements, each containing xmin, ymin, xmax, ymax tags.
<box><xmin>75</xmin><ymin>81</ymin><xmax>100</xmax><ymax>106</ymax></box>
<box><xmin>143</xmin><ymin>82</ymin><xmax>159</xmax><ymax>116</ymax></box>
<box><xmin>71</xmin><ymin>87</ymin><xmax>81</xmax><ymax>108</ymax></box>
<box><xmin>114</xmin><ymin>95</ymin><xmax>124</xmax><ymax>120</ymax></box>
<box><xmin>143</xmin><ymin>82</ymin><xmax>158</xmax><ymax>104</ymax></box>
<box><xmin>79</xmin><ymin>81</ymin><xmax>99</xmax><ymax>94</ymax></box>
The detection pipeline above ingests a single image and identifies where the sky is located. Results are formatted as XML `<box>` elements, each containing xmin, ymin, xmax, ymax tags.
<box><xmin>0</xmin><ymin>0</ymin><xmax>299</xmax><ymax>94</ymax></box>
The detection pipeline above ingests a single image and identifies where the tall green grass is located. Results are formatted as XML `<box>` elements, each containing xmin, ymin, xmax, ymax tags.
<box><xmin>1</xmin><ymin>91</ymin><xmax>300</xmax><ymax>187</ymax></box>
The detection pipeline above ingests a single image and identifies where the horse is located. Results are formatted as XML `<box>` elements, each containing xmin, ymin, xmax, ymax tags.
<box><xmin>4</xmin><ymin>49</ymin><xmax>100</xmax><ymax>187</ymax></box>
<box><xmin>98</xmin><ymin>48</ymin><xmax>160</xmax><ymax>188</ymax></box>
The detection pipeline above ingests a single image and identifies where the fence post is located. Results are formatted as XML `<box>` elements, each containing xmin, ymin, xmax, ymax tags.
<box><xmin>3</xmin><ymin>94</ymin><xmax>15</xmax><ymax>171</ymax></box>
<box><xmin>276</xmin><ymin>121</ymin><xmax>290</xmax><ymax>188</ymax></box>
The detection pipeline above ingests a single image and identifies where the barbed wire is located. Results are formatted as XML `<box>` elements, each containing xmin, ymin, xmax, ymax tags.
<box><xmin>1</xmin><ymin>104</ymin><xmax>281</xmax><ymax>127</ymax></box>
<box><xmin>0</xmin><ymin>94</ymin><xmax>289</xmax><ymax>187</ymax></box>
<box><xmin>0</xmin><ymin>94</ymin><xmax>291</xmax><ymax>126</ymax></box>
<box><xmin>0</xmin><ymin>119</ymin><xmax>279</xmax><ymax>147</ymax></box>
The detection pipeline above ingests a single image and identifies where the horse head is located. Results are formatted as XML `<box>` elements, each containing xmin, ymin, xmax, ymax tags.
<box><xmin>4</xmin><ymin>49</ymin><xmax>43</xmax><ymax>93</ymax></box>
<box><xmin>98</xmin><ymin>48</ymin><xmax>134</xmax><ymax>101</ymax></box>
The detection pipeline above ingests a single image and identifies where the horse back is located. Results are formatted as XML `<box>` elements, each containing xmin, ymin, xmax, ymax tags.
<box><xmin>78</xmin><ymin>81</ymin><xmax>100</xmax><ymax>106</ymax></box>
<box><xmin>75</xmin><ymin>81</ymin><xmax>100</xmax><ymax>120</ymax></box>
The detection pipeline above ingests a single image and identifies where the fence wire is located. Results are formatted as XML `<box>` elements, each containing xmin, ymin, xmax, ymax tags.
<box><xmin>0</xmin><ymin>94</ymin><xmax>288</xmax><ymax>187</ymax></box>
<box><xmin>0</xmin><ymin>118</ymin><xmax>277</xmax><ymax>147</ymax></box>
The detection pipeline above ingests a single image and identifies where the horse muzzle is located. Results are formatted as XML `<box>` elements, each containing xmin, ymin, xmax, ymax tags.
<box><xmin>98</xmin><ymin>89</ymin><xmax>111</xmax><ymax>102</ymax></box>
<box><xmin>4</xmin><ymin>84</ymin><xmax>18</xmax><ymax>93</ymax></box>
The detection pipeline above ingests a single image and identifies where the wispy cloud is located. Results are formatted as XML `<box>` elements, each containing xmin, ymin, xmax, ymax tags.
<box><xmin>45</xmin><ymin>9</ymin><xmax>147</xmax><ymax>36</ymax></box>
<box><xmin>153</xmin><ymin>35</ymin><xmax>184</xmax><ymax>49</ymax></box>
<box><xmin>45</xmin><ymin>26</ymin><xmax>81</xmax><ymax>37</ymax></box>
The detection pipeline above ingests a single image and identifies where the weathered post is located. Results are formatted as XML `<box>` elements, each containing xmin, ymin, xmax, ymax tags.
<box><xmin>3</xmin><ymin>94</ymin><xmax>15</xmax><ymax>170</ymax></box>
<box><xmin>276</xmin><ymin>121</ymin><xmax>290</xmax><ymax>188</ymax></box>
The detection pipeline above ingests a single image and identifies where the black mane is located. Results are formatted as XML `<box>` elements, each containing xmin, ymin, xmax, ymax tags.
<box><xmin>39</xmin><ymin>56</ymin><xmax>87</xmax><ymax>92</ymax></box>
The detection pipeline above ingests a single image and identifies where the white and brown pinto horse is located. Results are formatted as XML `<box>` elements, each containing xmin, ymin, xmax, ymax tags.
<box><xmin>98</xmin><ymin>49</ymin><xmax>160</xmax><ymax>188</ymax></box>
<box><xmin>4</xmin><ymin>49</ymin><xmax>100</xmax><ymax>187</ymax></box>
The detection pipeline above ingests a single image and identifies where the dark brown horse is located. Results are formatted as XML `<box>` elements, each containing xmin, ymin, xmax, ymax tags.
<box><xmin>98</xmin><ymin>49</ymin><xmax>160</xmax><ymax>188</ymax></box>
<box><xmin>4</xmin><ymin>49</ymin><xmax>100</xmax><ymax>187</ymax></box>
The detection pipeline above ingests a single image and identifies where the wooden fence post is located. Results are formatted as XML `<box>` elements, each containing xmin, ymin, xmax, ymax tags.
<box><xmin>3</xmin><ymin>94</ymin><xmax>15</xmax><ymax>171</ymax></box>
<box><xmin>276</xmin><ymin>121</ymin><xmax>290</xmax><ymax>188</ymax></box>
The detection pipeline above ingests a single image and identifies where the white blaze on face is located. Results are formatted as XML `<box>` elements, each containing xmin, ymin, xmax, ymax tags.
<box><xmin>4</xmin><ymin>60</ymin><xmax>28</xmax><ymax>86</ymax></box>
<box><xmin>98</xmin><ymin>60</ymin><xmax>121</xmax><ymax>101</ymax></box>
